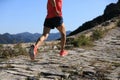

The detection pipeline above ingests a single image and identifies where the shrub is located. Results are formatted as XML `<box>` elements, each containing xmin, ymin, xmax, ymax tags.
<box><xmin>70</xmin><ymin>29</ymin><xmax>105</xmax><ymax>47</ymax></box>
<box><xmin>117</xmin><ymin>19</ymin><xmax>120</xmax><ymax>27</ymax></box>
<box><xmin>13</xmin><ymin>43</ymin><xmax>27</xmax><ymax>56</ymax></box>
<box><xmin>0</xmin><ymin>44</ymin><xmax>3</xmax><ymax>54</ymax></box>
<box><xmin>71</xmin><ymin>34</ymin><xmax>92</xmax><ymax>47</ymax></box>
<box><xmin>92</xmin><ymin>29</ymin><xmax>104</xmax><ymax>40</ymax></box>
<box><xmin>0</xmin><ymin>43</ymin><xmax>27</xmax><ymax>59</ymax></box>
<box><xmin>0</xmin><ymin>44</ymin><xmax>3</xmax><ymax>48</ymax></box>
<box><xmin>0</xmin><ymin>46</ymin><xmax>13</xmax><ymax>58</ymax></box>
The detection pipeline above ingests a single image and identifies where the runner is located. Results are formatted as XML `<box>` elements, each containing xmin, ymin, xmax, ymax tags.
<box><xmin>29</xmin><ymin>0</ymin><xmax>68</xmax><ymax>60</ymax></box>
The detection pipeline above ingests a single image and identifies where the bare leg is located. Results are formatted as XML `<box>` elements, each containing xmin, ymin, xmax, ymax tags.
<box><xmin>56</xmin><ymin>23</ymin><xmax>66</xmax><ymax>51</ymax></box>
<box><xmin>35</xmin><ymin>26</ymin><xmax>51</xmax><ymax>48</ymax></box>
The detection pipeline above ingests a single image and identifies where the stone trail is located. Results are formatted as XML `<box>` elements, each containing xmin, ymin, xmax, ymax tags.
<box><xmin>0</xmin><ymin>27</ymin><xmax>120</xmax><ymax>80</ymax></box>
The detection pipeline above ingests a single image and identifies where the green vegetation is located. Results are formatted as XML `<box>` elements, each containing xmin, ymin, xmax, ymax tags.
<box><xmin>0</xmin><ymin>44</ymin><xmax>3</xmax><ymax>48</ymax></box>
<box><xmin>70</xmin><ymin>29</ymin><xmax>105</xmax><ymax>47</ymax></box>
<box><xmin>117</xmin><ymin>19</ymin><xmax>120</xmax><ymax>27</ymax></box>
<box><xmin>92</xmin><ymin>29</ymin><xmax>104</xmax><ymax>40</ymax></box>
<box><xmin>112</xmin><ymin>62</ymin><xmax>120</xmax><ymax>67</ymax></box>
<box><xmin>14</xmin><ymin>43</ymin><xmax>27</xmax><ymax>56</ymax></box>
<box><xmin>71</xmin><ymin>34</ymin><xmax>92</xmax><ymax>47</ymax></box>
<box><xmin>0</xmin><ymin>43</ymin><xmax>27</xmax><ymax>59</ymax></box>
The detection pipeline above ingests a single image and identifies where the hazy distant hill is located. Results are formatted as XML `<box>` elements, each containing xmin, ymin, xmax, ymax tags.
<box><xmin>0</xmin><ymin>31</ymin><xmax>71</xmax><ymax>44</ymax></box>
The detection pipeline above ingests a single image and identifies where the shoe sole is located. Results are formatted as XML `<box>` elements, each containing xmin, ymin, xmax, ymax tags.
<box><xmin>29</xmin><ymin>47</ymin><xmax>35</xmax><ymax>60</ymax></box>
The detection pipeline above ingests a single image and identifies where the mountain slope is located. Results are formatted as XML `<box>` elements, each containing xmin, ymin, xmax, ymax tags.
<box><xmin>0</xmin><ymin>27</ymin><xmax>120</xmax><ymax>80</ymax></box>
<box><xmin>69</xmin><ymin>0</ymin><xmax>120</xmax><ymax>36</ymax></box>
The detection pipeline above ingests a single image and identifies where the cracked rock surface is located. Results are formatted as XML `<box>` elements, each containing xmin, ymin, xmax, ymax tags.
<box><xmin>0</xmin><ymin>27</ymin><xmax>120</xmax><ymax>80</ymax></box>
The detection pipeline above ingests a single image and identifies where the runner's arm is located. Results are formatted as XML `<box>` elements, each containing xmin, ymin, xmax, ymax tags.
<box><xmin>50</xmin><ymin>0</ymin><xmax>60</xmax><ymax>16</ymax></box>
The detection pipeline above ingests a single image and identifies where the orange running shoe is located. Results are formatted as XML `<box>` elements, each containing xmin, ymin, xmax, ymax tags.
<box><xmin>60</xmin><ymin>50</ymin><xmax>68</xmax><ymax>56</ymax></box>
<box><xmin>29</xmin><ymin>45</ymin><xmax>38</xmax><ymax>60</ymax></box>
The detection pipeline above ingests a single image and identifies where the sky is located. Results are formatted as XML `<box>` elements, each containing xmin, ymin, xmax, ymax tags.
<box><xmin>0</xmin><ymin>0</ymin><xmax>118</xmax><ymax>34</ymax></box>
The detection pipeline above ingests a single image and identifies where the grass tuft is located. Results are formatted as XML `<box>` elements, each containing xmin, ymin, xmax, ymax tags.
<box><xmin>69</xmin><ymin>28</ymin><xmax>105</xmax><ymax>47</ymax></box>
<box><xmin>71</xmin><ymin>34</ymin><xmax>92</xmax><ymax>47</ymax></box>
<box><xmin>0</xmin><ymin>43</ymin><xmax>27</xmax><ymax>59</ymax></box>
<box><xmin>92</xmin><ymin>29</ymin><xmax>105</xmax><ymax>40</ymax></box>
<box><xmin>117</xmin><ymin>19</ymin><xmax>120</xmax><ymax>27</ymax></box>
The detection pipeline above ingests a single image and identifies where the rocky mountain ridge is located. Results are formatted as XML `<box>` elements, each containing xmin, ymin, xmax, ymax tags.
<box><xmin>69</xmin><ymin>0</ymin><xmax>120</xmax><ymax>36</ymax></box>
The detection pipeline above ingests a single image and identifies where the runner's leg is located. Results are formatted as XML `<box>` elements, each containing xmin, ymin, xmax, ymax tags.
<box><xmin>56</xmin><ymin>23</ymin><xmax>66</xmax><ymax>51</ymax></box>
<box><xmin>35</xmin><ymin>26</ymin><xmax>51</xmax><ymax>48</ymax></box>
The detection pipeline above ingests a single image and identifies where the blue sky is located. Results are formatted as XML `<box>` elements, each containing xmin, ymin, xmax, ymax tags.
<box><xmin>0</xmin><ymin>0</ymin><xmax>118</xmax><ymax>34</ymax></box>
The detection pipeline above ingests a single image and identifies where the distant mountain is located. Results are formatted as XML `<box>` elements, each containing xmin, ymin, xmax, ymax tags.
<box><xmin>48</xmin><ymin>31</ymin><xmax>71</xmax><ymax>40</ymax></box>
<box><xmin>69</xmin><ymin>0</ymin><xmax>120</xmax><ymax>36</ymax></box>
<box><xmin>0</xmin><ymin>31</ymin><xmax>71</xmax><ymax>44</ymax></box>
